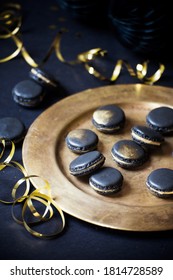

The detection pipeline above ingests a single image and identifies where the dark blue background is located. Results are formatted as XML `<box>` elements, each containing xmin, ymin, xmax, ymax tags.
<box><xmin>0</xmin><ymin>0</ymin><xmax>173</xmax><ymax>260</ymax></box>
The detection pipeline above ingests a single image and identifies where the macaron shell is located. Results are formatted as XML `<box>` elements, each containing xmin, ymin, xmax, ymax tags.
<box><xmin>131</xmin><ymin>125</ymin><xmax>164</xmax><ymax>147</ymax></box>
<box><xmin>92</xmin><ymin>104</ymin><xmax>125</xmax><ymax>133</ymax></box>
<box><xmin>66</xmin><ymin>129</ymin><xmax>98</xmax><ymax>153</ymax></box>
<box><xmin>146</xmin><ymin>106</ymin><xmax>173</xmax><ymax>134</ymax></box>
<box><xmin>69</xmin><ymin>150</ymin><xmax>105</xmax><ymax>176</ymax></box>
<box><xmin>29</xmin><ymin>67</ymin><xmax>58</xmax><ymax>88</ymax></box>
<box><xmin>89</xmin><ymin>166</ymin><xmax>123</xmax><ymax>195</ymax></box>
<box><xmin>12</xmin><ymin>79</ymin><xmax>45</xmax><ymax>107</ymax></box>
<box><xmin>111</xmin><ymin>139</ymin><xmax>148</xmax><ymax>168</ymax></box>
<box><xmin>146</xmin><ymin>168</ymin><xmax>173</xmax><ymax>197</ymax></box>
<box><xmin>0</xmin><ymin>117</ymin><xmax>26</xmax><ymax>144</ymax></box>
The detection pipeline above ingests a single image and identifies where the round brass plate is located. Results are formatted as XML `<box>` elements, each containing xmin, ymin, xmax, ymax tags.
<box><xmin>22</xmin><ymin>84</ymin><xmax>173</xmax><ymax>231</ymax></box>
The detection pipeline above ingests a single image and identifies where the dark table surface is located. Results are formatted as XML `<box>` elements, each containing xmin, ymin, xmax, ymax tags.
<box><xmin>1</xmin><ymin>0</ymin><xmax>173</xmax><ymax>260</ymax></box>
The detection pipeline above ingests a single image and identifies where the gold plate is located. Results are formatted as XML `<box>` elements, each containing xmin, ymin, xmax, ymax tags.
<box><xmin>22</xmin><ymin>84</ymin><xmax>173</xmax><ymax>231</ymax></box>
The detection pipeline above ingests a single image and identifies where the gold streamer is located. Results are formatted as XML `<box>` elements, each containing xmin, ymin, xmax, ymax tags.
<box><xmin>0</xmin><ymin>161</ymin><xmax>30</xmax><ymax>204</ymax></box>
<box><xmin>0</xmin><ymin>3</ymin><xmax>22</xmax><ymax>39</ymax></box>
<box><xmin>0</xmin><ymin>2</ymin><xmax>23</xmax><ymax>63</ymax></box>
<box><xmin>22</xmin><ymin>190</ymin><xmax>65</xmax><ymax>239</ymax></box>
<box><xmin>136</xmin><ymin>61</ymin><xmax>165</xmax><ymax>85</ymax></box>
<box><xmin>0</xmin><ymin>138</ymin><xmax>15</xmax><ymax>170</ymax></box>
<box><xmin>0</xmin><ymin>3</ymin><xmax>166</xmax><ymax>85</ymax></box>
<box><xmin>84</xmin><ymin>59</ymin><xmax>137</xmax><ymax>82</ymax></box>
<box><xmin>0</xmin><ymin>32</ymin><xmax>22</xmax><ymax>63</ymax></box>
<box><xmin>0</xmin><ymin>139</ymin><xmax>65</xmax><ymax>238</ymax></box>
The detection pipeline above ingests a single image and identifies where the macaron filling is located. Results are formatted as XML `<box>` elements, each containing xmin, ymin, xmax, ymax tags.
<box><xmin>131</xmin><ymin>125</ymin><xmax>164</xmax><ymax>146</ymax></box>
<box><xmin>132</xmin><ymin>132</ymin><xmax>160</xmax><ymax>145</ymax></box>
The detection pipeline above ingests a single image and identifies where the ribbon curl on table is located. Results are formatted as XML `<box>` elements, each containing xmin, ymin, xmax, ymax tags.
<box><xmin>0</xmin><ymin>138</ymin><xmax>65</xmax><ymax>239</ymax></box>
<box><xmin>0</xmin><ymin>3</ymin><xmax>165</xmax><ymax>85</ymax></box>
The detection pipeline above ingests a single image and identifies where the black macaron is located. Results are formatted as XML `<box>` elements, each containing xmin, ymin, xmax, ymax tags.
<box><xmin>0</xmin><ymin>117</ymin><xmax>25</xmax><ymax>144</ymax></box>
<box><xmin>111</xmin><ymin>139</ymin><xmax>148</xmax><ymax>169</ymax></box>
<box><xmin>146</xmin><ymin>106</ymin><xmax>173</xmax><ymax>134</ymax></box>
<box><xmin>92</xmin><ymin>104</ymin><xmax>126</xmax><ymax>134</ymax></box>
<box><xmin>131</xmin><ymin>125</ymin><xmax>164</xmax><ymax>149</ymax></box>
<box><xmin>89</xmin><ymin>166</ymin><xmax>123</xmax><ymax>195</ymax></box>
<box><xmin>69</xmin><ymin>150</ymin><xmax>105</xmax><ymax>176</ymax></box>
<box><xmin>146</xmin><ymin>168</ymin><xmax>173</xmax><ymax>198</ymax></box>
<box><xmin>65</xmin><ymin>128</ymin><xmax>99</xmax><ymax>154</ymax></box>
<box><xmin>29</xmin><ymin>67</ymin><xmax>58</xmax><ymax>88</ymax></box>
<box><xmin>12</xmin><ymin>79</ymin><xmax>45</xmax><ymax>107</ymax></box>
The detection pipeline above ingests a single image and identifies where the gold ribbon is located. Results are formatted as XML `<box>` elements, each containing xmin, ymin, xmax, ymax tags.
<box><xmin>0</xmin><ymin>3</ymin><xmax>166</xmax><ymax>84</ymax></box>
<box><xmin>0</xmin><ymin>3</ymin><xmax>23</xmax><ymax>63</ymax></box>
<box><xmin>0</xmin><ymin>139</ymin><xmax>65</xmax><ymax>239</ymax></box>
<box><xmin>22</xmin><ymin>189</ymin><xmax>65</xmax><ymax>239</ymax></box>
<box><xmin>136</xmin><ymin>61</ymin><xmax>165</xmax><ymax>85</ymax></box>
<box><xmin>0</xmin><ymin>138</ymin><xmax>15</xmax><ymax>170</ymax></box>
<box><xmin>0</xmin><ymin>3</ymin><xmax>22</xmax><ymax>38</ymax></box>
<box><xmin>12</xmin><ymin>176</ymin><xmax>65</xmax><ymax>239</ymax></box>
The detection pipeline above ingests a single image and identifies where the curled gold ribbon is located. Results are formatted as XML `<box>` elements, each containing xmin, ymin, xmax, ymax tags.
<box><xmin>11</xmin><ymin>175</ymin><xmax>53</xmax><ymax>224</ymax></box>
<box><xmin>52</xmin><ymin>33</ymin><xmax>165</xmax><ymax>84</ymax></box>
<box><xmin>0</xmin><ymin>24</ymin><xmax>23</xmax><ymax>63</ymax></box>
<box><xmin>136</xmin><ymin>61</ymin><xmax>165</xmax><ymax>85</ymax></box>
<box><xmin>0</xmin><ymin>138</ymin><xmax>15</xmax><ymax>170</ymax></box>
<box><xmin>0</xmin><ymin>3</ymin><xmax>166</xmax><ymax>85</ymax></box>
<box><xmin>12</xmin><ymin>176</ymin><xmax>65</xmax><ymax>238</ymax></box>
<box><xmin>22</xmin><ymin>190</ymin><xmax>65</xmax><ymax>239</ymax></box>
<box><xmin>84</xmin><ymin>59</ymin><xmax>136</xmax><ymax>82</ymax></box>
<box><xmin>0</xmin><ymin>161</ymin><xmax>30</xmax><ymax>204</ymax></box>
<box><xmin>21</xmin><ymin>175</ymin><xmax>52</xmax><ymax>220</ymax></box>
<box><xmin>0</xmin><ymin>3</ymin><xmax>22</xmax><ymax>38</ymax></box>
<box><xmin>0</xmin><ymin>139</ymin><xmax>65</xmax><ymax>238</ymax></box>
